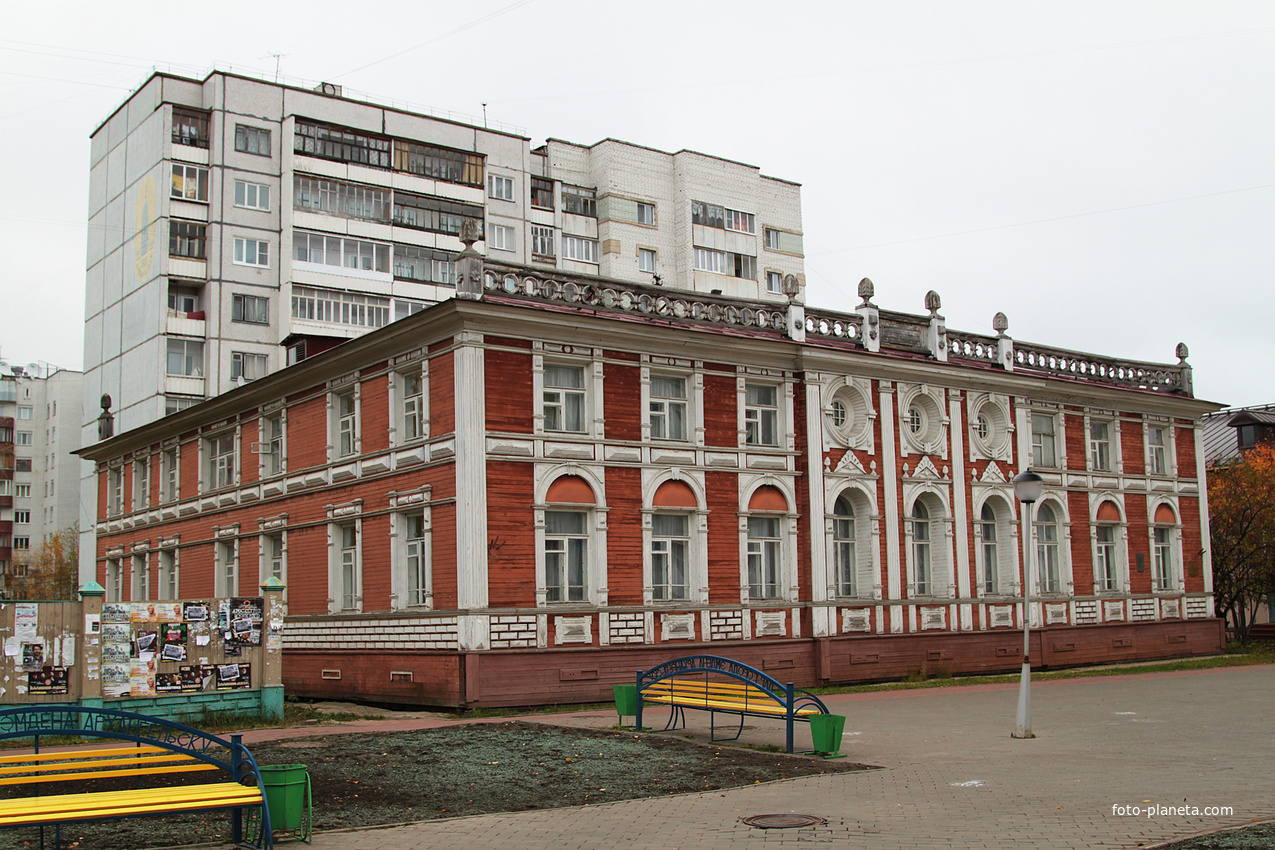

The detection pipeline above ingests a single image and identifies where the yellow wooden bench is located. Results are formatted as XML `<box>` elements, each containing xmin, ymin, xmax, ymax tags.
<box><xmin>0</xmin><ymin>706</ymin><xmax>272</xmax><ymax>849</ymax></box>
<box><xmin>635</xmin><ymin>655</ymin><xmax>832</xmax><ymax>752</ymax></box>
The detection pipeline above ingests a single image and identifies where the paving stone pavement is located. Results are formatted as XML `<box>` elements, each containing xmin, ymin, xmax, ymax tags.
<box><xmin>262</xmin><ymin>665</ymin><xmax>1275</xmax><ymax>850</ymax></box>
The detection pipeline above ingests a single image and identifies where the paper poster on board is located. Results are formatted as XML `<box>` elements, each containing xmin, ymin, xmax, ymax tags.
<box><xmin>28</xmin><ymin>667</ymin><xmax>69</xmax><ymax>695</ymax></box>
<box><xmin>14</xmin><ymin>604</ymin><xmax>37</xmax><ymax>640</ymax></box>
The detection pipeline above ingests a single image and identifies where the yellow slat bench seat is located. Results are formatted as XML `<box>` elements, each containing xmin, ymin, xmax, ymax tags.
<box><xmin>0</xmin><ymin>705</ymin><xmax>272</xmax><ymax>850</ymax></box>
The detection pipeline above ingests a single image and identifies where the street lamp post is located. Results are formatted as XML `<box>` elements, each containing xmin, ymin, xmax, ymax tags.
<box><xmin>1012</xmin><ymin>469</ymin><xmax>1044</xmax><ymax>739</ymax></box>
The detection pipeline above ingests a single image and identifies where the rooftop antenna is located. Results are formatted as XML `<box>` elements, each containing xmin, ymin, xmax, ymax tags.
<box><xmin>262</xmin><ymin>53</ymin><xmax>288</xmax><ymax>82</ymax></box>
<box><xmin>482</xmin><ymin>102</ymin><xmax>488</xmax><ymax>128</ymax></box>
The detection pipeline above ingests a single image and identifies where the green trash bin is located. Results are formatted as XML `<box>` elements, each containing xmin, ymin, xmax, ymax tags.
<box><xmin>259</xmin><ymin>763</ymin><xmax>312</xmax><ymax>842</ymax></box>
<box><xmin>613</xmin><ymin>684</ymin><xmax>638</xmax><ymax>724</ymax></box>
<box><xmin>807</xmin><ymin>714</ymin><xmax>848</xmax><ymax>759</ymax></box>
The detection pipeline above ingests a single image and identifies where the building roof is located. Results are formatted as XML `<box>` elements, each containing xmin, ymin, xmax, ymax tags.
<box><xmin>1202</xmin><ymin>403</ymin><xmax>1275</xmax><ymax>465</ymax></box>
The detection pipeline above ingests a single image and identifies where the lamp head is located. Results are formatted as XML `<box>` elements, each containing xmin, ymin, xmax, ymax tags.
<box><xmin>1012</xmin><ymin>469</ymin><xmax>1045</xmax><ymax>504</ymax></box>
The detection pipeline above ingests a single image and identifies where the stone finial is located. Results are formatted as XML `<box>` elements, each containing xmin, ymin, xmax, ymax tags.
<box><xmin>459</xmin><ymin>218</ymin><xmax>481</xmax><ymax>248</ymax></box>
<box><xmin>782</xmin><ymin>274</ymin><xmax>800</xmax><ymax>300</ymax></box>
<box><xmin>1175</xmin><ymin>342</ymin><xmax>1189</xmax><ymax>363</ymax></box>
<box><xmin>455</xmin><ymin>218</ymin><xmax>484</xmax><ymax>300</ymax></box>
<box><xmin>97</xmin><ymin>394</ymin><xmax>114</xmax><ymax>441</ymax></box>
<box><xmin>993</xmin><ymin>312</ymin><xmax>1009</xmax><ymax>336</ymax></box>
<box><xmin>857</xmin><ymin>277</ymin><xmax>875</xmax><ymax>307</ymax></box>
<box><xmin>924</xmin><ymin>290</ymin><xmax>942</xmax><ymax>316</ymax></box>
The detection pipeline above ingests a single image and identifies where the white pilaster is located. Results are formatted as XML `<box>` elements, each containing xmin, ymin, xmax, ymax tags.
<box><xmin>453</xmin><ymin>333</ymin><xmax>490</xmax><ymax>650</ymax></box>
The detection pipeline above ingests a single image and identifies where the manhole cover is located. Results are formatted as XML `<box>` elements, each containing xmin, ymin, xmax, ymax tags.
<box><xmin>742</xmin><ymin>814</ymin><xmax>827</xmax><ymax>829</ymax></box>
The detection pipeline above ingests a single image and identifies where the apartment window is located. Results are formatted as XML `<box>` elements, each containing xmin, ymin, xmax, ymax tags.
<box><xmin>156</xmin><ymin>448</ymin><xmax>177</xmax><ymax>502</ymax></box>
<box><xmin>232</xmin><ymin>294</ymin><xmax>269</xmax><ymax>324</ymax></box>
<box><xmin>336</xmin><ymin>524</ymin><xmax>360</xmax><ymax>610</ymax></box>
<box><xmin>543</xmin><ymin>365</ymin><xmax>586</xmax><ymax>433</ymax></box>
<box><xmin>165</xmin><ymin>396</ymin><xmax>198</xmax><ymax>418</ymax></box>
<box><xmin>133</xmin><ymin>457</ymin><xmax>150</xmax><ymax>511</ymax></box>
<box><xmin>168</xmin><ymin>285</ymin><xmax>201</xmax><ymax>315</ymax></box>
<box><xmin>693</xmin><ymin>248</ymin><xmax>756</xmax><ymax>280</ymax></box>
<box><xmin>13</xmin><ymin>484</ymin><xmax>28</xmax><ymax>498</ymax></box>
<box><xmin>1031</xmin><ymin>413</ymin><xmax>1057</xmax><ymax>468</ymax></box>
<box><xmin>292</xmin><ymin>285</ymin><xmax>390</xmax><ymax>329</ymax></box>
<box><xmin>297</xmin><ymin>119</ymin><xmax>390</xmax><ymax>167</ymax></box>
<box><xmin>531</xmin><ymin>225</ymin><xmax>555</xmax><ymax>259</ymax></box>
<box><xmin>169</xmin><ymin>221</ymin><xmax>206</xmax><ymax>259</ymax></box>
<box><xmin>263</xmin><ymin>532</ymin><xmax>285</xmax><ymax>585</ymax></box>
<box><xmin>105</xmin><ymin>559</ymin><xmax>122</xmax><ymax>601</ymax></box>
<box><xmin>171</xmin><ymin>107</ymin><xmax>209</xmax><ymax>148</ymax></box>
<box><xmin>159</xmin><ymin>549</ymin><xmax>179</xmax><ymax>599</ymax></box>
<box><xmin>912</xmin><ymin>502</ymin><xmax>932</xmax><ymax>595</ymax></box>
<box><xmin>691</xmin><ymin>201</ymin><xmax>725</xmax><ymax>230</ymax></box>
<box><xmin>488</xmin><ymin>174</ymin><xmax>514</xmax><ymax>201</ymax></box>
<box><xmin>744</xmin><ymin>383</ymin><xmax>779</xmax><ymax>447</ymax></box>
<box><xmin>530</xmin><ymin>177</ymin><xmax>554</xmax><ymax>210</ymax></box>
<box><xmin>106</xmin><ymin>467</ymin><xmax>123</xmax><ymax>516</ymax></box>
<box><xmin>746</xmin><ymin>516</ymin><xmax>781</xmax><ymax>599</ymax></box>
<box><xmin>231</xmin><ymin>352</ymin><xmax>269</xmax><ymax>382</ymax></box>
<box><xmin>1148</xmin><ymin>427</ymin><xmax>1168</xmax><ymax>476</ymax></box>
<box><xmin>561</xmin><ymin>235</ymin><xmax>599</xmax><ymax>263</ymax></box>
<box><xmin>334</xmin><ymin>389</ymin><xmax>358</xmax><ymax>458</ymax></box>
<box><xmin>235</xmin><ymin>124</ymin><xmax>271</xmax><ymax>156</ymax></box>
<box><xmin>1153</xmin><ymin>525</ymin><xmax>1174</xmax><ymax>591</ymax></box>
<box><xmin>393</xmin><ymin>245</ymin><xmax>456</xmax><ymax>285</ymax></box>
<box><xmin>1090</xmin><ymin>421</ymin><xmax>1113</xmax><ymax>471</ymax></box>
<box><xmin>392</xmin><ymin>140</ymin><xmax>484</xmax><ymax>186</ymax></box>
<box><xmin>651</xmin><ymin>514</ymin><xmax>689</xmax><ymax>601</ymax></box>
<box><xmin>261</xmin><ymin>412</ymin><xmax>284</xmax><ymax>476</ymax></box>
<box><xmin>166</xmin><ymin>338</ymin><xmax>204</xmax><ymax>377</ymax></box>
<box><xmin>765</xmin><ymin>271</ymin><xmax>782</xmax><ymax>294</ymax></box>
<box><xmin>1095</xmin><ymin>525</ymin><xmax>1119</xmax><ymax>591</ymax></box>
<box><xmin>833</xmin><ymin>496</ymin><xmax>857</xmax><ymax>597</ymax></box>
<box><xmin>14</xmin><ymin>510</ymin><xmax>30</xmax><ymax>524</ymax></box>
<box><xmin>13</xmin><ymin>537</ymin><xmax>29</xmax><ymax>550</ymax></box>
<box><xmin>649</xmin><ymin>375</ymin><xmax>687</xmax><ymax>441</ymax></box>
<box><xmin>399</xmin><ymin>370</ymin><xmax>425</xmax><ymax>442</ymax></box>
<box><xmin>131</xmin><ymin>554</ymin><xmax>149</xmax><ymax>601</ymax></box>
<box><xmin>694</xmin><ymin>247</ymin><xmax>726</xmax><ymax>274</ymax></box>
<box><xmin>392</xmin><ymin>191</ymin><xmax>483</xmax><ymax>237</ymax></box>
<box><xmin>234</xmin><ymin>237</ymin><xmax>270</xmax><ymax>267</ymax></box>
<box><xmin>216</xmin><ymin>540</ymin><xmax>238</xmax><ymax>597</ymax></box>
<box><xmin>489</xmin><ymin>224</ymin><xmax>516</xmax><ymax>252</ymax></box>
<box><xmin>638</xmin><ymin>248</ymin><xmax>656</xmax><ymax>274</ymax></box>
<box><xmin>562</xmin><ymin>186</ymin><xmax>597</xmax><ymax>218</ymax></box>
<box><xmin>234</xmin><ymin>180</ymin><xmax>270</xmax><ymax>211</ymax></box>
<box><xmin>206</xmin><ymin>432</ymin><xmax>236</xmax><ymax>490</ymax></box>
<box><xmin>637</xmin><ymin>202</ymin><xmax>656</xmax><ymax>226</ymax></box>
<box><xmin>170</xmin><ymin>164</ymin><xmax>208</xmax><ymax>202</ymax></box>
<box><xmin>15</xmin><ymin>459</ymin><xmax>31</xmax><ymax>473</ymax></box>
<box><xmin>1036</xmin><ymin>503</ymin><xmax>1061</xmax><ymax>593</ymax></box>
<box><xmin>403</xmin><ymin>513</ymin><xmax>428</xmax><ymax>606</ymax></box>
<box><xmin>15</xmin><ymin>432</ymin><xmax>31</xmax><ymax>446</ymax></box>
<box><xmin>293</xmin><ymin>231</ymin><xmax>390</xmax><ymax>275</ymax></box>
<box><xmin>980</xmin><ymin>503</ymin><xmax>999</xmax><ymax>594</ymax></box>
<box><xmin>16</xmin><ymin>406</ymin><xmax>32</xmax><ymax>420</ymax></box>
<box><xmin>544</xmin><ymin>511</ymin><xmax>587</xmax><ymax>602</ymax></box>
<box><xmin>293</xmin><ymin>175</ymin><xmax>388</xmax><ymax>222</ymax></box>
<box><xmin>764</xmin><ymin>228</ymin><xmax>781</xmax><ymax>250</ymax></box>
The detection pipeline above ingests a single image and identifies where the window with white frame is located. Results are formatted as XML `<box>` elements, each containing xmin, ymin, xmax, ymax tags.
<box><xmin>216</xmin><ymin>539</ymin><xmax>238</xmax><ymax>597</ymax></box>
<box><xmin>545</xmin><ymin>511</ymin><xmax>588</xmax><ymax>602</ymax></box>
<box><xmin>14</xmin><ymin>432</ymin><xmax>30</xmax><ymax>446</ymax></box>
<box><xmin>262</xmin><ymin>532</ymin><xmax>285</xmax><ymax>586</ymax></box>
<box><xmin>16</xmin><ymin>406</ymin><xmax>32</xmax><ymax>420</ymax></box>
<box><xmin>649</xmin><ymin>375</ymin><xmax>688</xmax><ymax>441</ymax></box>
<box><xmin>765</xmin><ymin>270</ymin><xmax>782</xmax><ymax>294</ymax></box>
<box><xmin>205</xmin><ymin>432</ymin><xmax>236</xmax><ymax>491</ymax></box>
<box><xmin>332</xmin><ymin>388</ymin><xmax>358</xmax><ymax>458</ymax></box>
<box><xmin>543</xmin><ymin>365</ymin><xmax>586</xmax><ymax>433</ymax></box>
<box><xmin>638</xmin><ymin>247</ymin><xmax>656</xmax><ymax>274</ymax></box>
<box><xmin>13</xmin><ymin>537</ymin><xmax>29</xmax><ymax>550</ymax></box>
<box><xmin>561</xmin><ymin>235</ymin><xmax>599</xmax><ymax>263</ymax></box>
<box><xmin>562</xmin><ymin>186</ymin><xmax>597</xmax><ymax>217</ymax></box>
<box><xmin>166</xmin><ymin>338</ymin><xmax>204</xmax><ymax>377</ymax></box>
<box><xmin>131</xmin><ymin>554</ymin><xmax>149</xmax><ymax>601</ymax></box>
<box><xmin>402</xmin><ymin>512</ymin><xmax>429</xmax><ymax>606</ymax></box>
<box><xmin>911</xmin><ymin>502</ymin><xmax>932</xmax><ymax>595</ymax></box>
<box><xmin>107</xmin><ymin>467</ymin><xmax>123</xmax><ymax>516</ymax></box>
<box><xmin>171</xmin><ymin>164</ymin><xmax>208</xmax><ymax>202</ymax></box>
<box><xmin>1031</xmin><ymin>413</ymin><xmax>1057</xmax><ymax>468</ymax></box>
<box><xmin>1147</xmin><ymin>426</ymin><xmax>1168</xmax><ymax>476</ymax></box>
<box><xmin>746</xmin><ymin>516</ymin><xmax>782</xmax><ymax>599</ymax></box>
<box><xmin>1089</xmin><ymin>420</ymin><xmax>1113</xmax><ymax>471</ymax></box>
<box><xmin>168</xmin><ymin>285</ymin><xmax>201</xmax><ymax>315</ymax></box>
<box><xmin>105</xmin><ymin>559</ymin><xmax>122</xmax><ymax>602</ymax></box>
<box><xmin>397</xmin><ymin>369</ymin><xmax>425</xmax><ymax>443</ymax></box>
<box><xmin>979</xmin><ymin>503</ymin><xmax>999</xmax><ymax>594</ymax></box>
<box><xmin>531</xmin><ymin>225</ymin><xmax>555</xmax><ymax>259</ymax></box>
<box><xmin>13</xmin><ymin>510</ymin><xmax>30</xmax><ymax>525</ymax></box>
<box><xmin>159</xmin><ymin>549</ymin><xmax>178</xmax><ymax>599</ymax></box>
<box><xmin>489</xmin><ymin>224</ymin><xmax>516</xmax><ymax>252</ymax></box>
<box><xmin>261</xmin><ymin>412</ymin><xmax>284</xmax><ymax>476</ymax></box>
<box><xmin>650</xmin><ymin>514</ymin><xmax>690</xmax><ymax>601</ymax></box>
<box><xmin>637</xmin><ymin>202</ymin><xmax>656</xmax><ymax>226</ymax></box>
<box><xmin>294</xmin><ymin>175</ymin><xmax>388</xmax><ymax>222</ymax></box>
<box><xmin>232</xmin><ymin>294</ymin><xmax>269</xmax><ymax>324</ymax></box>
<box><xmin>764</xmin><ymin>228</ymin><xmax>781</xmax><ymax>250</ymax></box>
<box><xmin>231</xmin><ymin>352</ymin><xmax>269</xmax><ymax>383</ymax></box>
<box><xmin>744</xmin><ymin>383</ymin><xmax>779</xmax><ymax>447</ymax></box>
<box><xmin>832</xmin><ymin>496</ymin><xmax>857</xmax><ymax>597</ymax></box>
<box><xmin>692</xmin><ymin>201</ymin><xmax>754</xmax><ymax>234</ymax></box>
<box><xmin>1035</xmin><ymin>502</ymin><xmax>1062</xmax><ymax>593</ymax></box>
<box><xmin>161</xmin><ymin>448</ymin><xmax>179</xmax><ymax>502</ymax></box>
<box><xmin>234</xmin><ymin>237</ymin><xmax>270</xmax><ymax>267</ymax></box>
<box><xmin>133</xmin><ymin>457</ymin><xmax>150</xmax><ymax>511</ymax></box>
<box><xmin>234</xmin><ymin>180</ymin><xmax>270</xmax><ymax>211</ymax></box>
<box><xmin>235</xmin><ymin>124</ymin><xmax>271</xmax><ymax>156</ymax></box>
<box><xmin>292</xmin><ymin>285</ymin><xmax>390</xmax><ymax>329</ymax></box>
<box><xmin>335</xmin><ymin>523</ymin><xmax>360</xmax><ymax>611</ymax></box>
<box><xmin>488</xmin><ymin>173</ymin><xmax>514</xmax><ymax>201</ymax></box>
<box><xmin>1095</xmin><ymin>524</ymin><xmax>1119</xmax><ymax>591</ymax></box>
<box><xmin>393</xmin><ymin>245</ymin><xmax>456</xmax><ymax>285</ymax></box>
<box><xmin>293</xmin><ymin>231</ymin><xmax>390</xmax><ymax>275</ymax></box>
<box><xmin>1153</xmin><ymin>523</ymin><xmax>1175</xmax><ymax>591</ymax></box>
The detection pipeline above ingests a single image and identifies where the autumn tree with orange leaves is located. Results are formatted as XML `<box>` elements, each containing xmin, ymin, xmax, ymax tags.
<box><xmin>6</xmin><ymin>528</ymin><xmax>78</xmax><ymax>601</ymax></box>
<box><xmin>1208</xmin><ymin>442</ymin><xmax>1275</xmax><ymax>642</ymax></box>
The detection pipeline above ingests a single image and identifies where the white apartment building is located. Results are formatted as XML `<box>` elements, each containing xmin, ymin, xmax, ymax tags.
<box><xmin>0</xmin><ymin>360</ymin><xmax>83</xmax><ymax>593</ymax></box>
<box><xmin>80</xmin><ymin>69</ymin><xmax>805</xmax><ymax>580</ymax></box>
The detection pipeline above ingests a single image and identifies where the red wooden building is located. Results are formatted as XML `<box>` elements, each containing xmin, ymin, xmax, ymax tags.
<box><xmin>80</xmin><ymin>260</ymin><xmax>1223</xmax><ymax>708</ymax></box>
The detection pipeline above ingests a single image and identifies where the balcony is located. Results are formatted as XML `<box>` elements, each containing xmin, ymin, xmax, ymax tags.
<box><xmin>167</xmin><ymin>310</ymin><xmax>206</xmax><ymax>337</ymax></box>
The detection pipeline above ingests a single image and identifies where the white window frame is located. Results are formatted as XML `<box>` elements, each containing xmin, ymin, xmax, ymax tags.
<box><xmin>231</xmin><ymin>351</ymin><xmax>269</xmax><ymax>383</ymax></box>
<box><xmin>259</xmin><ymin>411</ymin><xmax>285</xmax><ymax>477</ymax></box>
<box><xmin>636</xmin><ymin>202</ymin><xmax>656</xmax><ymax>226</ymax></box>
<box><xmin>531</xmin><ymin>225</ymin><xmax>555</xmax><ymax>258</ymax></box>
<box><xmin>232</xmin><ymin>293</ymin><xmax>270</xmax><ymax>324</ymax></box>
<box><xmin>235</xmin><ymin>124</ymin><xmax>271</xmax><ymax>156</ymax></box>
<box><xmin>161</xmin><ymin>447</ymin><xmax>180</xmax><ymax>503</ymax></box>
<box><xmin>534</xmin><ymin>470</ymin><xmax>609</xmax><ymax>608</ymax></box>
<box><xmin>329</xmin><ymin>385</ymin><xmax>360</xmax><ymax>460</ymax></box>
<box><xmin>107</xmin><ymin>466</ymin><xmax>124</xmax><ymax>516</ymax></box>
<box><xmin>975</xmin><ymin>495</ymin><xmax>1018</xmax><ymax>597</ymax></box>
<box><xmin>647</xmin><ymin>374</ymin><xmax>689</xmax><ymax>442</ymax></box>
<box><xmin>171</xmin><ymin>163</ymin><xmax>208</xmax><ymax>202</ymax></box>
<box><xmin>904</xmin><ymin>492</ymin><xmax>954</xmax><ymax>599</ymax></box>
<box><xmin>1089</xmin><ymin>419</ymin><xmax>1114</xmax><ymax>472</ymax></box>
<box><xmin>233</xmin><ymin>237</ymin><xmax>270</xmax><ymax>268</ymax></box>
<box><xmin>765</xmin><ymin>270</ymin><xmax>782</xmax><ymax>294</ymax></box>
<box><xmin>1152</xmin><ymin>525</ymin><xmax>1175</xmax><ymax>592</ymax></box>
<box><xmin>649</xmin><ymin>512</ymin><xmax>692</xmax><ymax>602</ymax></box>
<box><xmin>561</xmin><ymin>234</ymin><xmax>599</xmax><ymax>264</ymax></box>
<box><xmin>1094</xmin><ymin>524</ymin><xmax>1122</xmax><ymax>592</ymax></box>
<box><xmin>637</xmin><ymin>247</ymin><xmax>657</xmax><ymax>274</ymax></box>
<box><xmin>260</xmin><ymin>531</ymin><xmax>286</xmax><ymax>589</ymax></box>
<box><xmin>159</xmin><ymin>548</ymin><xmax>179</xmax><ymax>600</ymax></box>
<box><xmin>233</xmin><ymin>180</ymin><xmax>270</xmax><ymax>211</ymax></box>
<box><xmin>487</xmin><ymin>173</ymin><xmax>514</xmax><ymax>201</ymax></box>
<box><xmin>216</xmin><ymin>539</ymin><xmax>238</xmax><ymax>597</ymax></box>
<box><xmin>132</xmin><ymin>456</ymin><xmax>150</xmax><ymax>511</ymax></box>
<box><xmin>745</xmin><ymin>514</ymin><xmax>784</xmax><ymax>600</ymax></box>
<box><xmin>391</xmin><ymin>509</ymin><xmax>432</xmax><ymax>609</ymax></box>
<box><xmin>1147</xmin><ymin>424</ymin><xmax>1171</xmax><ymax>477</ymax></box>
<box><xmin>542</xmin><ymin>363</ymin><xmax>588</xmax><ymax>434</ymax></box>
<box><xmin>105</xmin><ymin>559</ymin><xmax>122</xmax><ymax>602</ymax></box>
<box><xmin>205</xmin><ymin>431</ymin><xmax>237</xmax><ymax>491</ymax></box>
<box><xmin>544</xmin><ymin>510</ymin><xmax>590</xmax><ymax>603</ymax></box>
<box><xmin>489</xmin><ymin>223</ymin><xmax>516</xmax><ymax>252</ymax></box>
<box><xmin>1033</xmin><ymin>500</ymin><xmax>1067</xmax><ymax>594</ymax></box>
<box><xmin>743</xmin><ymin>382</ymin><xmax>780</xmax><ymax>448</ymax></box>
<box><xmin>392</xmin><ymin>365</ymin><xmax>428</xmax><ymax>445</ymax></box>
<box><xmin>130</xmin><ymin>553</ymin><xmax>149</xmax><ymax>602</ymax></box>
<box><xmin>330</xmin><ymin>521</ymin><xmax>362</xmax><ymax>613</ymax></box>
<box><xmin>1030</xmin><ymin>411</ymin><xmax>1059</xmax><ymax>469</ymax></box>
<box><xmin>166</xmin><ymin>338</ymin><xmax>204</xmax><ymax>377</ymax></box>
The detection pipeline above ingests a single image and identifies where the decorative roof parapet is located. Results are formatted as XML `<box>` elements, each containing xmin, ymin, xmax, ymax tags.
<box><xmin>477</xmin><ymin>262</ymin><xmax>1192</xmax><ymax>397</ymax></box>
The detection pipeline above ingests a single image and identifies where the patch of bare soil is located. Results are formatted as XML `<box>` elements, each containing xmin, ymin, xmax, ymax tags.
<box><xmin>0</xmin><ymin>721</ymin><xmax>873</xmax><ymax>850</ymax></box>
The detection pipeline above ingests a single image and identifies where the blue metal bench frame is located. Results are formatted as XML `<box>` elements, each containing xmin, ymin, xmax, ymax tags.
<box><xmin>635</xmin><ymin>655</ymin><xmax>830</xmax><ymax>753</ymax></box>
<box><xmin>0</xmin><ymin>704</ymin><xmax>272</xmax><ymax>850</ymax></box>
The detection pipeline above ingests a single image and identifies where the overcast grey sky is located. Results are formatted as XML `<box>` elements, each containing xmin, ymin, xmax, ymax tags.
<box><xmin>2</xmin><ymin>0</ymin><xmax>1271</xmax><ymax>406</ymax></box>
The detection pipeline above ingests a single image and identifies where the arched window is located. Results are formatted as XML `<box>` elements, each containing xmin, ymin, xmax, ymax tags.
<box><xmin>912</xmin><ymin>501</ymin><xmax>931</xmax><ymax>595</ymax></box>
<box><xmin>650</xmin><ymin>480</ymin><xmax>698</xmax><ymax>602</ymax></box>
<box><xmin>1153</xmin><ymin>504</ymin><xmax>1177</xmax><ymax>592</ymax></box>
<box><xmin>543</xmin><ymin>475</ymin><xmax>596</xmax><ymax>603</ymax></box>
<box><xmin>833</xmin><ymin>495</ymin><xmax>856</xmax><ymax>597</ymax></box>
<box><xmin>979</xmin><ymin>503</ymin><xmax>998</xmax><ymax>594</ymax></box>
<box><xmin>745</xmin><ymin>485</ymin><xmax>789</xmax><ymax>600</ymax></box>
<box><xmin>1035</xmin><ymin>503</ymin><xmax>1061</xmax><ymax>593</ymax></box>
<box><xmin>1094</xmin><ymin>500</ymin><xmax>1122</xmax><ymax>593</ymax></box>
